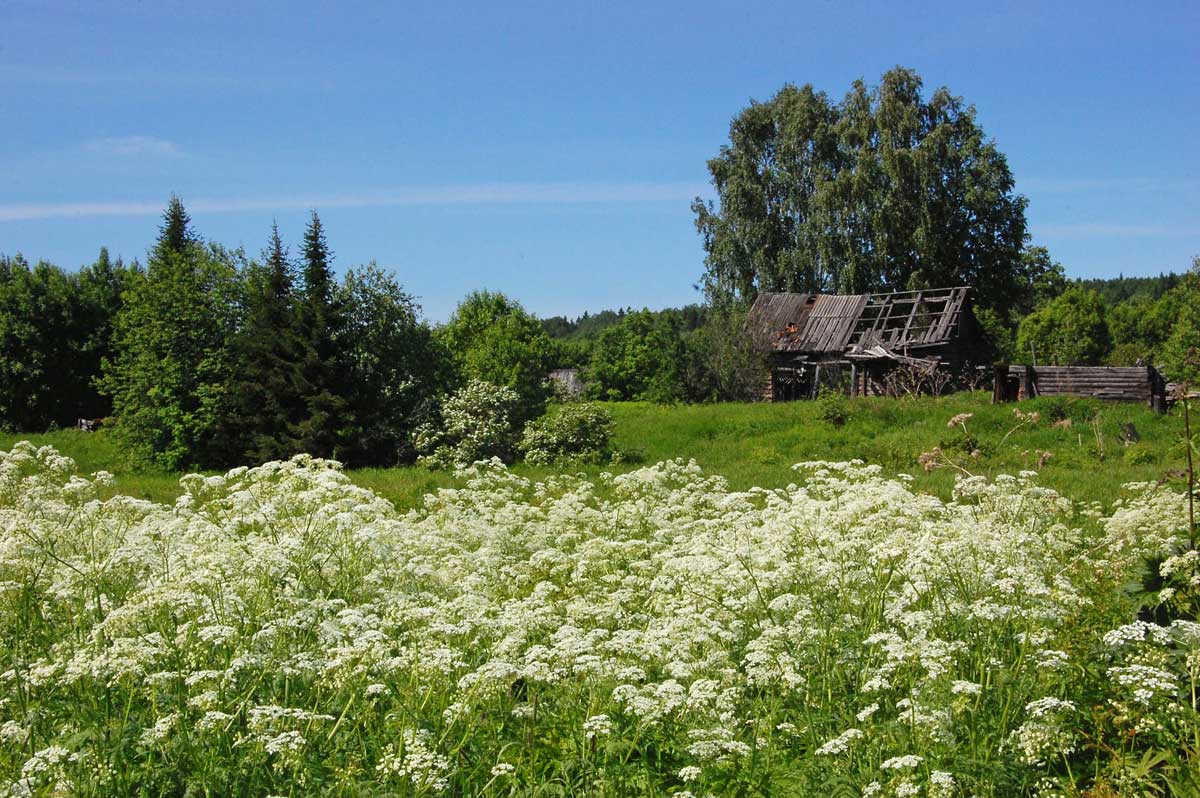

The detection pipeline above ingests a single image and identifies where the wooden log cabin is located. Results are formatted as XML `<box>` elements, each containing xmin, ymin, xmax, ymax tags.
<box><xmin>747</xmin><ymin>286</ymin><xmax>989</xmax><ymax>400</ymax></box>
<box><xmin>993</xmin><ymin>365</ymin><xmax>1168</xmax><ymax>412</ymax></box>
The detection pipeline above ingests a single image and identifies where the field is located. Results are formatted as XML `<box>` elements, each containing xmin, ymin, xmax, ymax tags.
<box><xmin>2</xmin><ymin>394</ymin><xmax>1198</xmax><ymax>796</ymax></box>
<box><xmin>0</xmin><ymin>392</ymin><xmax>1186</xmax><ymax>509</ymax></box>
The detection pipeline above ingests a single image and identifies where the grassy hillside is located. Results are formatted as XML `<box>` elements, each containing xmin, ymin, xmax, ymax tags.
<box><xmin>2</xmin><ymin>392</ymin><xmax>1188</xmax><ymax>508</ymax></box>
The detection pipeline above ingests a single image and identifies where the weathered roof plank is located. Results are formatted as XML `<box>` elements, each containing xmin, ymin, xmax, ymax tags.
<box><xmin>748</xmin><ymin>286</ymin><xmax>973</xmax><ymax>358</ymax></box>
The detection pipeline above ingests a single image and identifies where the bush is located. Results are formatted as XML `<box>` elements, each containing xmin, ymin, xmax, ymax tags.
<box><xmin>1123</xmin><ymin>445</ymin><xmax>1155</xmax><ymax>465</ymax></box>
<box><xmin>816</xmin><ymin>387</ymin><xmax>849</xmax><ymax>427</ymax></box>
<box><xmin>1031</xmin><ymin>395</ymin><xmax>1101</xmax><ymax>425</ymax></box>
<box><xmin>519</xmin><ymin>402</ymin><xmax>614</xmax><ymax>466</ymax></box>
<box><xmin>414</xmin><ymin>380</ymin><xmax>522</xmax><ymax>468</ymax></box>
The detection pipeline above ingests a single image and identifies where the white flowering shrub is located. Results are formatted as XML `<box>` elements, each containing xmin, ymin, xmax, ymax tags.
<box><xmin>0</xmin><ymin>441</ymin><xmax>1197</xmax><ymax>795</ymax></box>
<box><xmin>413</xmin><ymin>379</ymin><xmax>522</xmax><ymax>468</ymax></box>
<box><xmin>518</xmin><ymin>402</ymin><xmax>614</xmax><ymax>466</ymax></box>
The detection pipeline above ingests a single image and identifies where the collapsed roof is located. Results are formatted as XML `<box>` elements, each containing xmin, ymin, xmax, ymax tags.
<box><xmin>748</xmin><ymin>286</ymin><xmax>974</xmax><ymax>361</ymax></box>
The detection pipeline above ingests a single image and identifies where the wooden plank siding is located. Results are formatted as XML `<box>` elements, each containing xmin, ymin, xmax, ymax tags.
<box><xmin>996</xmin><ymin>365</ymin><xmax>1168</xmax><ymax>411</ymax></box>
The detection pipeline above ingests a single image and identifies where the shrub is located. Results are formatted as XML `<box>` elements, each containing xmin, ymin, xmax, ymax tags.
<box><xmin>1123</xmin><ymin>445</ymin><xmax>1155</xmax><ymax>465</ymax></box>
<box><xmin>413</xmin><ymin>380</ymin><xmax>522</xmax><ymax>468</ymax></box>
<box><xmin>519</xmin><ymin>402</ymin><xmax>614</xmax><ymax>466</ymax></box>
<box><xmin>1032</xmin><ymin>395</ymin><xmax>1101</xmax><ymax>425</ymax></box>
<box><xmin>816</xmin><ymin>387</ymin><xmax>849</xmax><ymax>427</ymax></box>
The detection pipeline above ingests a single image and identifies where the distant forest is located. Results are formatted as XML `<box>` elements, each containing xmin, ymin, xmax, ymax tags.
<box><xmin>541</xmin><ymin>264</ymin><xmax>1200</xmax><ymax>380</ymax></box>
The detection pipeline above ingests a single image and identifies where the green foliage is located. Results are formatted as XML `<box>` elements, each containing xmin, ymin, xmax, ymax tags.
<box><xmin>222</xmin><ymin>223</ymin><xmax>305</xmax><ymax>464</ymax></box>
<box><xmin>338</xmin><ymin>264</ymin><xmax>451</xmax><ymax>466</ymax></box>
<box><xmin>586</xmin><ymin>309</ymin><xmax>686</xmax><ymax>402</ymax></box>
<box><xmin>414</xmin><ymin>379</ymin><xmax>522</xmax><ymax>468</ymax></box>
<box><xmin>0</xmin><ymin>251</ymin><xmax>131</xmax><ymax>431</ymax></box>
<box><xmin>1075</xmin><ymin>271</ymin><xmax>1183</xmax><ymax>304</ymax></box>
<box><xmin>94</xmin><ymin>203</ymin><xmax>446</xmax><ymax>470</ymax></box>
<box><xmin>1157</xmin><ymin>264</ymin><xmax>1200</xmax><ymax>384</ymax></box>
<box><xmin>693</xmin><ymin>67</ymin><xmax>1028</xmax><ymax>320</ymax></box>
<box><xmin>157</xmin><ymin>194</ymin><xmax>197</xmax><ymax>255</ymax></box>
<box><xmin>679</xmin><ymin>306</ymin><xmax>768</xmax><ymax>402</ymax></box>
<box><xmin>816</xmin><ymin>386</ymin><xmax>850</xmax><ymax>427</ymax></box>
<box><xmin>98</xmin><ymin>203</ymin><xmax>242</xmax><ymax>470</ymax></box>
<box><xmin>1029</xmin><ymin>395</ymin><xmax>1102</xmax><ymax>425</ymax></box>
<box><xmin>439</xmin><ymin>291</ymin><xmax>555</xmax><ymax>421</ymax></box>
<box><xmin>1011</xmin><ymin>258</ymin><xmax>1198</xmax><ymax>377</ymax></box>
<box><xmin>294</xmin><ymin>211</ymin><xmax>351</xmax><ymax>459</ymax></box>
<box><xmin>519</xmin><ymin>402</ymin><xmax>615</xmax><ymax>465</ymax></box>
<box><xmin>1122</xmin><ymin>444</ymin><xmax>1155</xmax><ymax>465</ymax></box>
<box><xmin>1015</xmin><ymin>245</ymin><xmax>1067</xmax><ymax>317</ymax></box>
<box><xmin>1016</xmin><ymin>287</ymin><xmax>1111</xmax><ymax>365</ymax></box>
<box><xmin>972</xmin><ymin>306</ymin><xmax>1014</xmax><ymax>363</ymax></box>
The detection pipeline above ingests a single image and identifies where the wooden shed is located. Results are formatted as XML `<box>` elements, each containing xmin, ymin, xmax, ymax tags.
<box><xmin>747</xmin><ymin>286</ymin><xmax>987</xmax><ymax>400</ymax></box>
<box><xmin>994</xmin><ymin>365</ymin><xmax>1168</xmax><ymax>412</ymax></box>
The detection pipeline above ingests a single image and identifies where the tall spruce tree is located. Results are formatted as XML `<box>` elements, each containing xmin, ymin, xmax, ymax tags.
<box><xmin>226</xmin><ymin>222</ymin><xmax>305</xmax><ymax>462</ymax></box>
<box><xmin>294</xmin><ymin>211</ymin><xmax>349</xmax><ymax>458</ymax></box>
<box><xmin>99</xmin><ymin>197</ymin><xmax>239</xmax><ymax>469</ymax></box>
<box><xmin>157</xmin><ymin>195</ymin><xmax>197</xmax><ymax>257</ymax></box>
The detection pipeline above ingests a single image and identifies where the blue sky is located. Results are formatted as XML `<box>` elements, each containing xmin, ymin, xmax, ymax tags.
<box><xmin>1</xmin><ymin>1</ymin><xmax>1197</xmax><ymax>321</ymax></box>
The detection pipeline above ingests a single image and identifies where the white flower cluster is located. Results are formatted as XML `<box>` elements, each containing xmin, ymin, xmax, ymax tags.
<box><xmin>376</xmin><ymin>729</ymin><xmax>451</xmax><ymax>792</ymax></box>
<box><xmin>1010</xmin><ymin>698</ymin><xmax>1077</xmax><ymax>765</ymax></box>
<box><xmin>0</xmin><ymin>441</ymin><xmax>1196</xmax><ymax>794</ymax></box>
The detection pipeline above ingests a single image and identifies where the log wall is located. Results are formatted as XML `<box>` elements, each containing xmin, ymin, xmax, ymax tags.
<box><xmin>995</xmin><ymin>365</ymin><xmax>1167</xmax><ymax>411</ymax></box>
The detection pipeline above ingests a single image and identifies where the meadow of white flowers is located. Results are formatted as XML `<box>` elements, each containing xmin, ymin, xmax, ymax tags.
<box><xmin>0</xmin><ymin>441</ymin><xmax>1197</xmax><ymax>797</ymax></box>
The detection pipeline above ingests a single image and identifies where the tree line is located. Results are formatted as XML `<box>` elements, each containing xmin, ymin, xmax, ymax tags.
<box><xmin>1012</xmin><ymin>258</ymin><xmax>1200</xmax><ymax>381</ymax></box>
<box><xmin>1</xmin><ymin>199</ymin><xmax>452</xmax><ymax>469</ymax></box>
<box><xmin>538</xmin><ymin>255</ymin><xmax>1200</xmax><ymax>402</ymax></box>
<box><xmin>3</xmin><ymin>66</ymin><xmax>1197</xmax><ymax>469</ymax></box>
<box><xmin>0</xmin><ymin>197</ymin><xmax>759</xmax><ymax>469</ymax></box>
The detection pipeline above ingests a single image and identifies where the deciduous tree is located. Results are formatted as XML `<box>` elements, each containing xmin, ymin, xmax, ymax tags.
<box><xmin>1015</xmin><ymin>287</ymin><xmax>1110</xmax><ymax>366</ymax></box>
<box><xmin>438</xmin><ymin>291</ymin><xmax>555</xmax><ymax>421</ymax></box>
<box><xmin>693</xmin><ymin>67</ymin><xmax>1029</xmax><ymax>319</ymax></box>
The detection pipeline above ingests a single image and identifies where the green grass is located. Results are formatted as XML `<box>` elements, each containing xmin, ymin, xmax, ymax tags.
<box><xmin>2</xmin><ymin>391</ymin><xmax>1188</xmax><ymax>508</ymax></box>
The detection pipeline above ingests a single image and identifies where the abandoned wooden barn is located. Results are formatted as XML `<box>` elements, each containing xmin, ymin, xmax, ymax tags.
<box><xmin>746</xmin><ymin>286</ymin><xmax>988</xmax><ymax>400</ymax></box>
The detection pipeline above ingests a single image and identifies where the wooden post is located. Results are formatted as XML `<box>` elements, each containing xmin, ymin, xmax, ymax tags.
<box><xmin>1018</xmin><ymin>366</ymin><xmax>1033</xmax><ymax>400</ymax></box>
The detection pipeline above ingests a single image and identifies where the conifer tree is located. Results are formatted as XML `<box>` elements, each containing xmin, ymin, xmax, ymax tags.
<box><xmin>226</xmin><ymin>222</ymin><xmax>305</xmax><ymax>462</ymax></box>
<box><xmin>99</xmin><ymin>197</ymin><xmax>239</xmax><ymax>468</ymax></box>
<box><xmin>157</xmin><ymin>195</ymin><xmax>196</xmax><ymax>258</ymax></box>
<box><xmin>294</xmin><ymin>211</ymin><xmax>349</xmax><ymax>458</ymax></box>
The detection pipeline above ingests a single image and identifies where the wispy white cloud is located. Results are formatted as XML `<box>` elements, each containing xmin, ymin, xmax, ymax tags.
<box><xmin>83</xmin><ymin>136</ymin><xmax>181</xmax><ymax>158</ymax></box>
<box><xmin>1021</xmin><ymin>176</ymin><xmax>1200</xmax><ymax>194</ymax></box>
<box><xmin>0</xmin><ymin>181</ymin><xmax>706</xmax><ymax>222</ymax></box>
<box><xmin>1034</xmin><ymin>222</ymin><xmax>1195</xmax><ymax>238</ymax></box>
